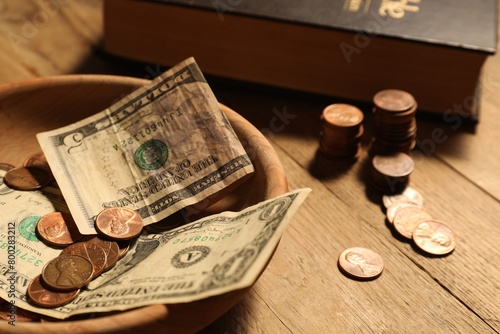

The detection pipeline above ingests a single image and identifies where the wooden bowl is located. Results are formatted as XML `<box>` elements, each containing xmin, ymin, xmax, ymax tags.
<box><xmin>0</xmin><ymin>75</ymin><xmax>288</xmax><ymax>333</ymax></box>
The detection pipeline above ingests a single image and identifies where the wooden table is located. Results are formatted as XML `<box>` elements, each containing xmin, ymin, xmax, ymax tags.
<box><xmin>1</xmin><ymin>1</ymin><xmax>499</xmax><ymax>333</ymax></box>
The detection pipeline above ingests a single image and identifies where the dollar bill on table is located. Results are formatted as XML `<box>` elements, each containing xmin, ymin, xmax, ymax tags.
<box><xmin>1</xmin><ymin>188</ymin><xmax>310</xmax><ymax>319</ymax></box>
<box><xmin>37</xmin><ymin>57</ymin><xmax>254</xmax><ymax>235</ymax></box>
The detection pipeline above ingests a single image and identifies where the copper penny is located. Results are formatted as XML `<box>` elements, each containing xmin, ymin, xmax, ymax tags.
<box><xmin>382</xmin><ymin>186</ymin><xmax>424</xmax><ymax>209</ymax></box>
<box><xmin>36</xmin><ymin>212</ymin><xmax>83</xmax><ymax>247</ymax></box>
<box><xmin>3</xmin><ymin>166</ymin><xmax>51</xmax><ymax>190</ymax></box>
<box><xmin>373</xmin><ymin>89</ymin><xmax>416</xmax><ymax>113</ymax></box>
<box><xmin>0</xmin><ymin>163</ymin><xmax>15</xmax><ymax>172</ymax></box>
<box><xmin>27</xmin><ymin>275</ymin><xmax>80</xmax><ymax>308</ymax></box>
<box><xmin>87</xmin><ymin>237</ymin><xmax>120</xmax><ymax>272</ymax></box>
<box><xmin>41</xmin><ymin>255</ymin><xmax>93</xmax><ymax>291</ymax></box>
<box><xmin>95</xmin><ymin>207</ymin><xmax>144</xmax><ymax>240</ymax></box>
<box><xmin>322</xmin><ymin>104</ymin><xmax>364</xmax><ymax>128</ymax></box>
<box><xmin>0</xmin><ymin>299</ymin><xmax>40</xmax><ymax>322</ymax></box>
<box><xmin>412</xmin><ymin>220</ymin><xmax>456</xmax><ymax>256</ymax></box>
<box><xmin>23</xmin><ymin>151</ymin><xmax>53</xmax><ymax>177</ymax></box>
<box><xmin>393</xmin><ymin>206</ymin><xmax>433</xmax><ymax>239</ymax></box>
<box><xmin>372</xmin><ymin>153</ymin><xmax>415</xmax><ymax>178</ymax></box>
<box><xmin>61</xmin><ymin>241</ymin><xmax>107</xmax><ymax>278</ymax></box>
<box><xmin>386</xmin><ymin>202</ymin><xmax>419</xmax><ymax>224</ymax></box>
<box><xmin>338</xmin><ymin>247</ymin><xmax>384</xmax><ymax>280</ymax></box>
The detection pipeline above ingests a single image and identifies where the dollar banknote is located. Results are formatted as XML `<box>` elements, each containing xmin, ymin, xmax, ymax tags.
<box><xmin>0</xmin><ymin>182</ymin><xmax>310</xmax><ymax>319</ymax></box>
<box><xmin>37</xmin><ymin>57</ymin><xmax>254</xmax><ymax>234</ymax></box>
<box><xmin>0</xmin><ymin>169</ymin><xmax>65</xmax><ymax>315</ymax></box>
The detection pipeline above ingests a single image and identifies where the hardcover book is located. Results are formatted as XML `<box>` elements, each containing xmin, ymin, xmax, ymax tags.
<box><xmin>103</xmin><ymin>0</ymin><xmax>497</xmax><ymax>119</ymax></box>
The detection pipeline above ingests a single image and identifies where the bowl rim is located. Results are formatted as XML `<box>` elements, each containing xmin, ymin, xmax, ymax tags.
<box><xmin>0</xmin><ymin>73</ymin><xmax>150</xmax><ymax>94</ymax></box>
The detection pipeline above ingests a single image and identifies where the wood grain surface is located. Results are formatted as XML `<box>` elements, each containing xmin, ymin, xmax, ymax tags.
<box><xmin>0</xmin><ymin>1</ymin><xmax>499</xmax><ymax>333</ymax></box>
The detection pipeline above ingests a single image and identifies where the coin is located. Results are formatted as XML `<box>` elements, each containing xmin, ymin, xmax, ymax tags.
<box><xmin>412</xmin><ymin>220</ymin><xmax>456</xmax><ymax>256</ymax></box>
<box><xmin>0</xmin><ymin>163</ymin><xmax>15</xmax><ymax>172</ymax></box>
<box><xmin>372</xmin><ymin>153</ymin><xmax>414</xmax><ymax>178</ymax></box>
<box><xmin>319</xmin><ymin>103</ymin><xmax>364</xmax><ymax>160</ymax></box>
<box><xmin>95</xmin><ymin>207</ymin><xmax>144</xmax><ymax>240</ymax></box>
<box><xmin>60</xmin><ymin>241</ymin><xmax>107</xmax><ymax>278</ymax></box>
<box><xmin>3</xmin><ymin>166</ymin><xmax>52</xmax><ymax>191</ymax></box>
<box><xmin>338</xmin><ymin>247</ymin><xmax>384</xmax><ymax>280</ymax></box>
<box><xmin>0</xmin><ymin>299</ymin><xmax>40</xmax><ymax>322</ymax></box>
<box><xmin>373</xmin><ymin>89</ymin><xmax>416</xmax><ymax>113</ymax></box>
<box><xmin>322</xmin><ymin>104</ymin><xmax>364</xmax><ymax>128</ymax></box>
<box><xmin>372</xmin><ymin>89</ymin><xmax>417</xmax><ymax>155</ymax></box>
<box><xmin>385</xmin><ymin>202</ymin><xmax>419</xmax><ymax>224</ymax></box>
<box><xmin>393</xmin><ymin>206</ymin><xmax>433</xmax><ymax>239</ymax></box>
<box><xmin>87</xmin><ymin>237</ymin><xmax>120</xmax><ymax>272</ymax></box>
<box><xmin>382</xmin><ymin>186</ymin><xmax>424</xmax><ymax>209</ymax></box>
<box><xmin>36</xmin><ymin>212</ymin><xmax>83</xmax><ymax>247</ymax></box>
<box><xmin>370</xmin><ymin>153</ymin><xmax>414</xmax><ymax>194</ymax></box>
<box><xmin>23</xmin><ymin>151</ymin><xmax>53</xmax><ymax>177</ymax></box>
<box><xmin>41</xmin><ymin>255</ymin><xmax>93</xmax><ymax>291</ymax></box>
<box><xmin>27</xmin><ymin>275</ymin><xmax>80</xmax><ymax>308</ymax></box>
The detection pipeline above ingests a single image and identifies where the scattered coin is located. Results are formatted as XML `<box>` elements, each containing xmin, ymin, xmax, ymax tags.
<box><xmin>41</xmin><ymin>255</ymin><xmax>94</xmax><ymax>291</ymax></box>
<box><xmin>27</xmin><ymin>275</ymin><xmax>80</xmax><ymax>308</ymax></box>
<box><xmin>412</xmin><ymin>220</ymin><xmax>456</xmax><ymax>256</ymax></box>
<box><xmin>0</xmin><ymin>163</ymin><xmax>15</xmax><ymax>172</ymax></box>
<box><xmin>338</xmin><ymin>247</ymin><xmax>384</xmax><ymax>280</ymax></box>
<box><xmin>372</xmin><ymin>153</ymin><xmax>414</xmax><ymax>178</ymax></box>
<box><xmin>382</xmin><ymin>186</ymin><xmax>424</xmax><ymax>209</ymax></box>
<box><xmin>23</xmin><ymin>151</ymin><xmax>52</xmax><ymax>175</ymax></box>
<box><xmin>385</xmin><ymin>202</ymin><xmax>419</xmax><ymax>224</ymax></box>
<box><xmin>60</xmin><ymin>241</ymin><xmax>108</xmax><ymax>278</ymax></box>
<box><xmin>36</xmin><ymin>212</ymin><xmax>83</xmax><ymax>247</ymax></box>
<box><xmin>393</xmin><ymin>206</ymin><xmax>433</xmax><ymax>239</ymax></box>
<box><xmin>3</xmin><ymin>166</ymin><xmax>52</xmax><ymax>191</ymax></box>
<box><xmin>370</xmin><ymin>153</ymin><xmax>414</xmax><ymax>194</ymax></box>
<box><xmin>95</xmin><ymin>207</ymin><xmax>144</xmax><ymax>240</ymax></box>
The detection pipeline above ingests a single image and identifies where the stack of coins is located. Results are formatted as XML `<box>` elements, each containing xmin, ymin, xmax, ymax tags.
<box><xmin>382</xmin><ymin>188</ymin><xmax>457</xmax><ymax>256</ymax></box>
<box><xmin>370</xmin><ymin>152</ymin><xmax>414</xmax><ymax>194</ymax></box>
<box><xmin>371</xmin><ymin>89</ymin><xmax>417</xmax><ymax>155</ymax></box>
<box><xmin>319</xmin><ymin>103</ymin><xmax>364</xmax><ymax>160</ymax></box>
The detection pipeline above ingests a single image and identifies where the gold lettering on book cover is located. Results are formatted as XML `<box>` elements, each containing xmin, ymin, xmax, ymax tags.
<box><xmin>343</xmin><ymin>0</ymin><xmax>372</xmax><ymax>13</ymax></box>
<box><xmin>379</xmin><ymin>0</ymin><xmax>421</xmax><ymax>19</ymax></box>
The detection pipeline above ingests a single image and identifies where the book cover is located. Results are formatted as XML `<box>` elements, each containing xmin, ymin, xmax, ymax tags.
<box><xmin>104</xmin><ymin>0</ymin><xmax>498</xmax><ymax>118</ymax></box>
<box><xmin>155</xmin><ymin>0</ymin><xmax>497</xmax><ymax>53</ymax></box>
